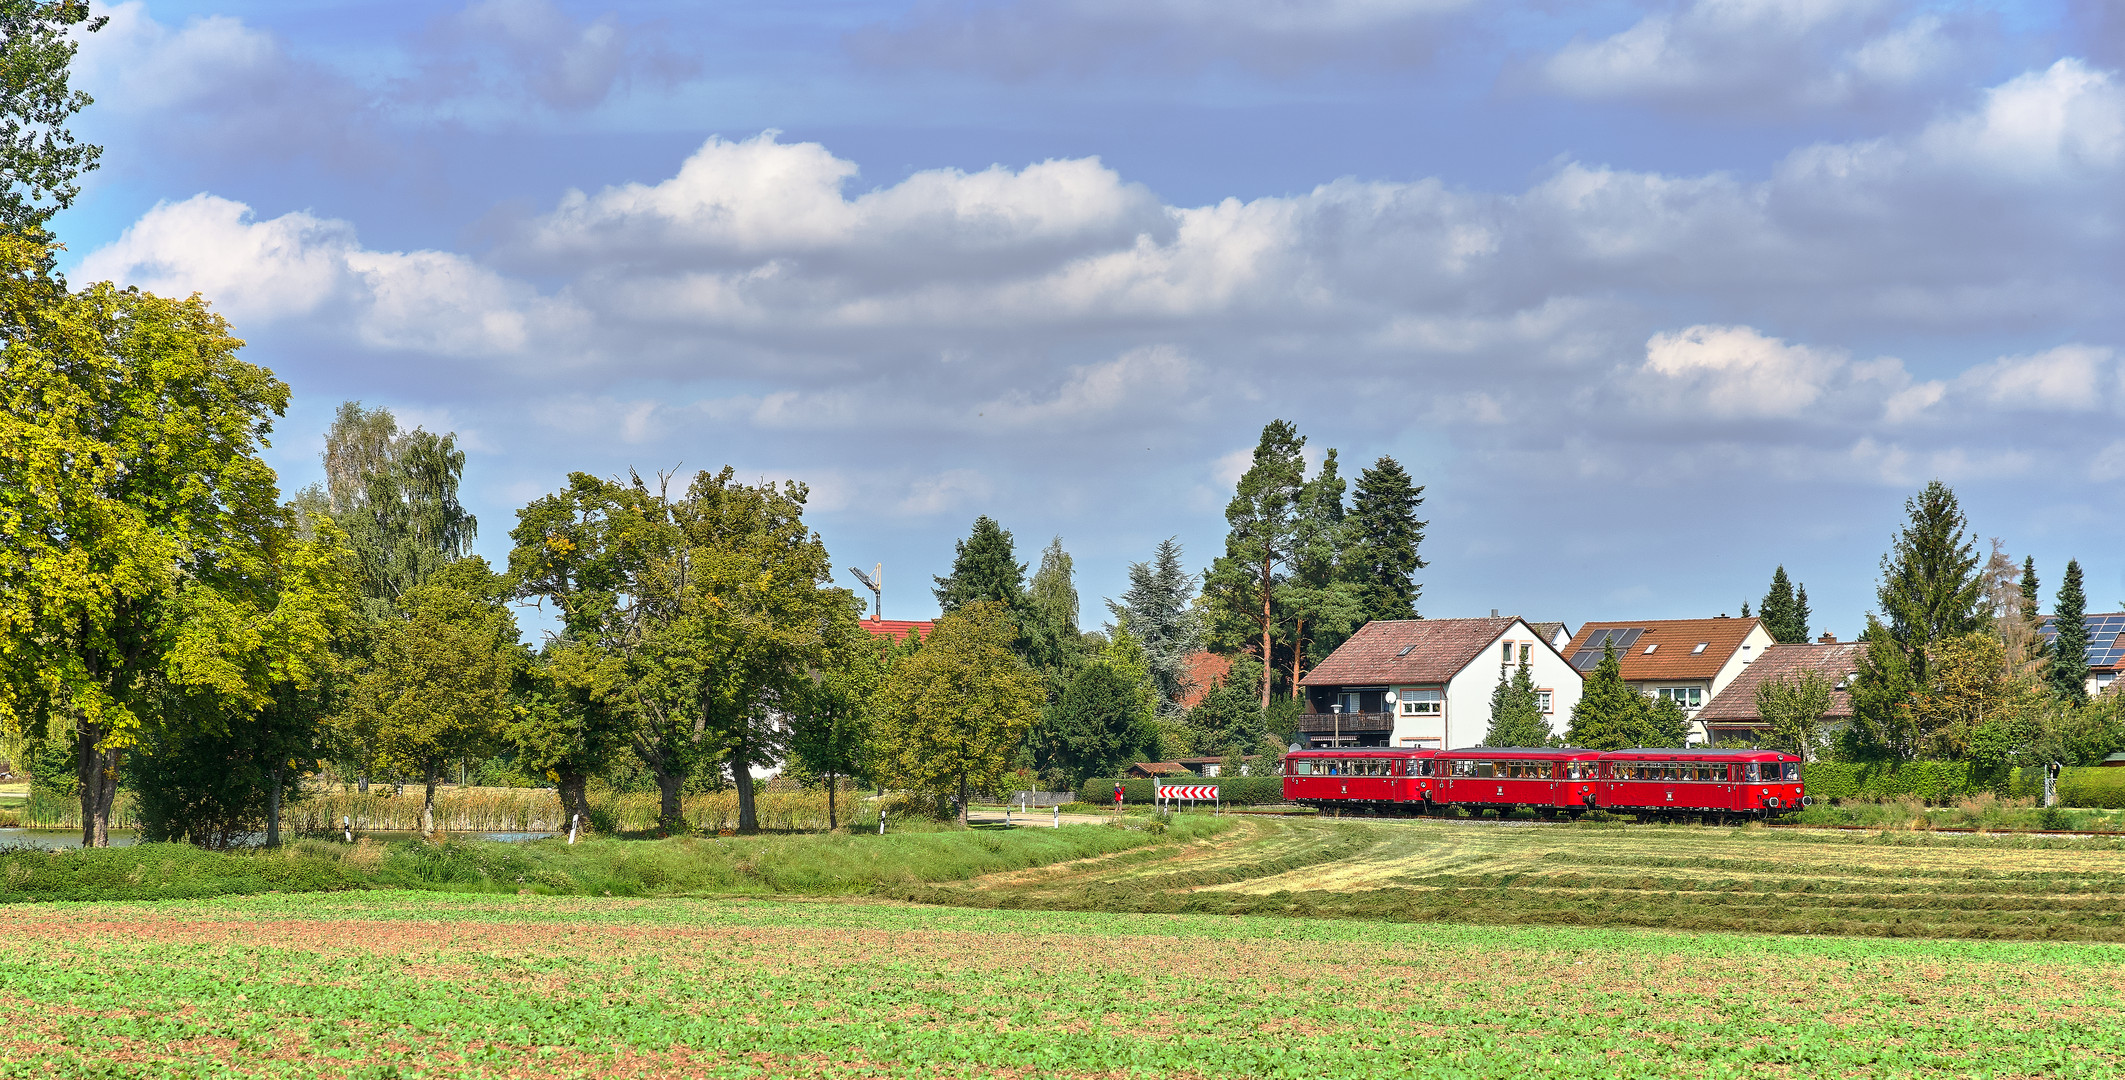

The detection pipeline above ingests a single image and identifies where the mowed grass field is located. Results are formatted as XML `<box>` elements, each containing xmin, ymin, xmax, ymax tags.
<box><xmin>5</xmin><ymin>892</ymin><xmax>2124</xmax><ymax>1079</ymax></box>
<box><xmin>908</xmin><ymin>815</ymin><xmax>2125</xmax><ymax>940</ymax></box>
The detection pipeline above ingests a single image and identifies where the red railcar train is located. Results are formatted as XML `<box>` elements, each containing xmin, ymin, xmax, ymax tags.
<box><xmin>1283</xmin><ymin>746</ymin><xmax>1805</xmax><ymax>818</ymax></box>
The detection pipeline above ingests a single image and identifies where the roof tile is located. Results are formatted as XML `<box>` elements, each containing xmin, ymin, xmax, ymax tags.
<box><xmin>1300</xmin><ymin>617</ymin><xmax>1521</xmax><ymax>686</ymax></box>
<box><xmin>1696</xmin><ymin>643</ymin><xmax>1864</xmax><ymax>723</ymax></box>
<box><xmin>1562</xmin><ymin>617</ymin><xmax>1765</xmax><ymax>681</ymax></box>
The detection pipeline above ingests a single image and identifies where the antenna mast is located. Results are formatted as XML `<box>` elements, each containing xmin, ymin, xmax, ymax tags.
<box><xmin>848</xmin><ymin>563</ymin><xmax>882</xmax><ymax>620</ymax></box>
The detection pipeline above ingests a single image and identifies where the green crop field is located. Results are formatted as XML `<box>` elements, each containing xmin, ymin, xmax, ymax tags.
<box><xmin>5</xmin><ymin>891</ymin><xmax>2124</xmax><ymax>1078</ymax></box>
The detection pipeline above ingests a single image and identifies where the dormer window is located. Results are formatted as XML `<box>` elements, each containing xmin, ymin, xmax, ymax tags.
<box><xmin>1691</xmin><ymin>642</ymin><xmax>1709</xmax><ymax>654</ymax></box>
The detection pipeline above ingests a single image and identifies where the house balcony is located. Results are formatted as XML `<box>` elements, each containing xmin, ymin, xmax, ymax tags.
<box><xmin>1295</xmin><ymin>710</ymin><xmax>1395</xmax><ymax>734</ymax></box>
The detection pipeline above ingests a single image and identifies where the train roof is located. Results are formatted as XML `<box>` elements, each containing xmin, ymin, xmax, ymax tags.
<box><xmin>1435</xmin><ymin>746</ymin><xmax>1599</xmax><ymax>758</ymax></box>
<box><xmin>1285</xmin><ymin>747</ymin><xmax>1433</xmax><ymax>756</ymax></box>
<box><xmin>1598</xmin><ymin>747</ymin><xmax>1796</xmax><ymax>760</ymax></box>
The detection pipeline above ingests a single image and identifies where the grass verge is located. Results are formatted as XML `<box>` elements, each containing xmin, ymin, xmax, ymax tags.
<box><xmin>0</xmin><ymin>816</ymin><xmax>1230</xmax><ymax>903</ymax></box>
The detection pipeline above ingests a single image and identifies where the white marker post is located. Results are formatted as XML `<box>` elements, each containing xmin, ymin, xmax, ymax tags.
<box><xmin>342</xmin><ymin>815</ymin><xmax>352</xmax><ymax>843</ymax></box>
<box><xmin>568</xmin><ymin>812</ymin><xmax>580</xmax><ymax>845</ymax></box>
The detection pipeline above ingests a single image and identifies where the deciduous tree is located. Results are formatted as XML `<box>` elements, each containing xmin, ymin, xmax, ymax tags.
<box><xmin>786</xmin><ymin>615</ymin><xmax>885</xmax><ymax>831</ymax></box>
<box><xmin>873</xmin><ymin>601</ymin><xmax>1041</xmax><ymax>826</ymax></box>
<box><xmin>0</xmin><ymin>1</ymin><xmax>104</xmax><ymax>237</ymax></box>
<box><xmin>0</xmin><ymin>237</ymin><xmax>292</xmax><ymax>846</ymax></box>
<box><xmin>338</xmin><ymin>559</ymin><xmax>520</xmax><ymax>837</ymax></box>
<box><xmin>1755</xmin><ymin>672</ymin><xmax>1832</xmax><ymax>759</ymax></box>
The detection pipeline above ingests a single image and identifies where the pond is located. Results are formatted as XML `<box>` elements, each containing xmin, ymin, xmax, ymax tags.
<box><xmin>0</xmin><ymin>829</ymin><xmax>557</xmax><ymax>850</ymax></box>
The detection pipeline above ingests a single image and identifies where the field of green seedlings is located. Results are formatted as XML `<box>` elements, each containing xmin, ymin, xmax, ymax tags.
<box><xmin>4</xmin><ymin>891</ymin><xmax>2122</xmax><ymax>1078</ymax></box>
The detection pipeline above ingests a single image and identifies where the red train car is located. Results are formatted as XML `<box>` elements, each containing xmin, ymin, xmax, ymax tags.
<box><xmin>1282</xmin><ymin>749</ymin><xmax>1432</xmax><ymax>808</ymax></box>
<box><xmin>1598</xmin><ymin>748</ymin><xmax>1805</xmax><ymax>816</ymax></box>
<box><xmin>1434</xmin><ymin>747</ymin><xmax>1604</xmax><ymax>815</ymax></box>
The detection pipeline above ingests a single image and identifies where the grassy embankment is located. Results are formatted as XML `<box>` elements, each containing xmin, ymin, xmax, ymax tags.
<box><xmin>5</xmin><ymin>893</ymin><xmax>2123</xmax><ymax>1078</ymax></box>
<box><xmin>0</xmin><ymin>816</ymin><xmax>1227</xmax><ymax>903</ymax></box>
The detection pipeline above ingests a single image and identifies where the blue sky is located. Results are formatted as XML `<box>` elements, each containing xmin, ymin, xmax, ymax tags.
<box><xmin>53</xmin><ymin>0</ymin><xmax>2125</xmax><ymax>637</ymax></box>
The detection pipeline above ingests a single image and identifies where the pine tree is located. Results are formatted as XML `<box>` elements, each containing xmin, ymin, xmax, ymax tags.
<box><xmin>1345</xmin><ymin>456</ymin><xmax>1427</xmax><ymax>621</ymax></box>
<box><xmin>1759</xmin><ymin>567</ymin><xmax>1799</xmax><ymax>643</ymax></box>
<box><xmin>1281</xmin><ymin>449</ymin><xmax>1367</xmax><ymax>698</ymax></box>
<box><xmin>2021</xmin><ymin>557</ymin><xmax>2048</xmax><ymax>664</ymax></box>
<box><xmin>1793</xmin><ymin>584</ymin><xmax>1812</xmax><ymax>643</ymax></box>
<box><xmin>2051</xmin><ymin>559</ymin><xmax>2089</xmax><ymax>705</ymax></box>
<box><xmin>1105</xmin><ymin>537</ymin><xmax>1201</xmax><ymax>717</ymax></box>
<box><xmin>1876</xmin><ymin>480</ymin><xmax>1985</xmax><ymax>682</ymax></box>
<box><xmin>1485</xmin><ymin>661</ymin><xmax>1552</xmax><ymax>748</ymax></box>
<box><xmin>1202</xmin><ymin>421</ymin><xmax>1308</xmax><ymax>707</ymax></box>
<box><xmin>933</xmin><ymin>516</ymin><xmax>1026</xmax><ymax>614</ymax></box>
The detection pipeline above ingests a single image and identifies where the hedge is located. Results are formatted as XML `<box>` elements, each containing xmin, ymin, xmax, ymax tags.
<box><xmin>1076</xmin><ymin>776</ymin><xmax>1288</xmax><ymax>806</ymax></box>
<box><xmin>1802</xmin><ymin>762</ymin><xmax>2125</xmax><ymax>807</ymax></box>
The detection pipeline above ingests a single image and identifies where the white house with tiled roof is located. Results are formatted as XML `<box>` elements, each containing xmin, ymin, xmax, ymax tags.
<box><xmin>1561</xmin><ymin>616</ymin><xmax>1775</xmax><ymax>743</ymax></box>
<box><xmin>1297</xmin><ymin>617</ymin><xmax>1585</xmax><ymax>750</ymax></box>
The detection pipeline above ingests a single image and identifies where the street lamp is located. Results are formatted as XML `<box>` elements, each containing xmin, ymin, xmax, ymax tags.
<box><xmin>1331</xmin><ymin>703</ymin><xmax>1341</xmax><ymax>747</ymax></box>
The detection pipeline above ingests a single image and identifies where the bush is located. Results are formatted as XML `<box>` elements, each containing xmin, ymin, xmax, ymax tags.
<box><xmin>1074</xmin><ymin>775</ymin><xmax>1288</xmax><ymax>807</ymax></box>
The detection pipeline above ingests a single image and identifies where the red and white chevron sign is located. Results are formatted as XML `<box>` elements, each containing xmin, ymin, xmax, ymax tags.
<box><xmin>1159</xmin><ymin>785</ymin><xmax>1217</xmax><ymax>800</ymax></box>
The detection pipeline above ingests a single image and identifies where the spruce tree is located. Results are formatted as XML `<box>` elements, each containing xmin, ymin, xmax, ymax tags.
<box><xmin>2021</xmin><ymin>557</ymin><xmax>2048</xmax><ymax>663</ymax></box>
<box><xmin>1345</xmin><ymin>456</ymin><xmax>1427</xmax><ymax>621</ymax></box>
<box><xmin>2051</xmin><ymin>559</ymin><xmax>2089</xmax><ymax>704</ymax></box>
<box><xmin>1741</xmin><ymin>601</ymin><xmax>1751</xmax><ymax>619</ymax></box>
<box><xmin>1876</xmin><ymin>480</ymin><xmax>1985</xmax><ymax>681</ymax></box>
<box><xmin>1106</xmin><ymin>537</ymin><xmax>1201</xmax><ymax>717</ymax></box>
<box><xmin>933</xmin><ymin>516</ymin><xmax>1026</xmax><ymax>614</ymax></box>
<box><xmin>1202</xmin><ymin>421</ymin><xmax>1308</xmax><ymax>707</ymax></box>
<box><xmin>1568</xmin><ymin>640</ymin><xmax>1642</xmax><ymax>749</ymax></box>
<box><xmin>1485</xmin><ymin>661</ymin><xmax>1552</xmax><ymax>747</ymax></box>
<box><xmin>1793</xmin><ymin>584</ymin><xmax>1812</xmax><ymax>643</ymax></box>
<box><xmin>1759</xmin><ymin>567</ymin><xmax>1799</xmax><ymax>643</ymax></box>
<box><xmin>1282</xmin><ymin>449</ymin><xmax>1367</xmax><ymax>696</ymax></box>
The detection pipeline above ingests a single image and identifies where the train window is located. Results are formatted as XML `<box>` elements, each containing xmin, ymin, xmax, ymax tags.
<box><xmin>1783</xmin><ymin>762</ymin><xmax>1800</xmax><ymax>781</ymax></box>
<box><xmin>1477</xmin><ymin>762</ymin><xmax>1497</xmax><ymax>778</ymax></box>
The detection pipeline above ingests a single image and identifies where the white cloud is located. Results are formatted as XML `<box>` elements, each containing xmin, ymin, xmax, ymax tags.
<box><xmin>1639</xmin><ymin>325</ymin><xmax>1845</xmax><ymax>418</ymax></box>
<box><xmin>1957</xmin><ymin>344</ymin><xmax>2114</xmax><ymax>411</ymax></box>
<box><xmin>897</xmin><ymin>469</ymin><xmax>993</xmax><ymax>516</ymax></box>
<box><xmin>1917</xmin><ymin>59</ymin><xmax>2125</xmax><ymax>181</ymax></box>
<box><xmin>1539</xmin><ymin>0</ymin><xmax>1963</xmax><ymax>111</ymax></box>
<box><xmin>78</xmin><ymin>194</ymin><xmax>582</xmax><ymax>359</ymax></box>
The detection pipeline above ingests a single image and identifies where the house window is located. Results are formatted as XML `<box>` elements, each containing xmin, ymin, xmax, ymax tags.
<box><xmin>1400</xmin><ymin>688</ymin><xmax>1443</xmax><ymax>715</ymax></box>
<box><xmin>1519</xmin><ymin>644</ymin><xmax>1531</xmax><ymax>664</ymax></box>
<box><xmin>1656</xmin><ymin>687</ymin><xmax>1702</xmax><ymax>710</ymax></box>
<box><xmin>1501</xmin><ymin>642</ymin><xmax>1514</xmax><ymax>663</ymax></box>
<box><xmin>1535</xmin><ymin>690</ymin><xmax>1553</xmax><ymax>713</ymax></box>
<box><xmin>1643</xmin><ymin>643</ymin><xmax>1657</xmax><ymax>654</ymax></box>
<box><xmin>1691</xmin><ymin>642</ymin><xmax>1709</xmax><ymax>654</ymax></box>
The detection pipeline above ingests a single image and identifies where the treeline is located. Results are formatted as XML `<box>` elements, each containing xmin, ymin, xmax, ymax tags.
<box><xmin>917</xmin><ymin>417</ymin><xmax>1433</xmax><ymax>792</ymax></box>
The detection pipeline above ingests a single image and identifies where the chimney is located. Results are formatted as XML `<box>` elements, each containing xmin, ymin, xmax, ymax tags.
<box><xmin>1818</xmin><ymin>632</ymin><xmax>1838</xmax><ymax>644</ymax></box>
<box><xmin>1491</xmin><ymin>609</ymin><xmax>1499</xmax><ymax>618</ymax></box>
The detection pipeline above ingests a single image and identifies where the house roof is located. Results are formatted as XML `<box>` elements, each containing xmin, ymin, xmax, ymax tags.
<box><xmin>1528</xmin><ymin>622</ymin><xmax>1570</xmax><ymax>645</ymax></box>
<box><xmin>2037</xmin><ymin>613</ymin><xmax>2125</xmax><ymax>672</ymax></box>
<box><xmin>1562</xmin><ymin>617</ymin><xmax>1765</xmax><ymax>682</ymax></box>
<box><xmin>1697</xmin><ymin>642</ymin><xmax>1863</xmax><ymax>724</ymax></box>
<box><xmin>860</xmin><ymin>618</ymin><xmax>933</xmax><ymax>642</ymax></box>
<box><xmin>1299</xmin><ymin>617</ymin><xmax>1520</xmax><ymax>686</ymax></box>
<box><xmin>1178</xmin><ymin>651</ymin><xmax>1232</xmax><ymax>709</ymax></box>
<box><xmin>1125</xmin><ymin>762</ymin><xmax>1193</xmax><ymax>777</ymax></box>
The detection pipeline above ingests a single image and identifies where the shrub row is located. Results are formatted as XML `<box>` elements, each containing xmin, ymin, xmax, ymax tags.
<box><xmin>1077</xmin><ymin>776</ymin><xmax>1288</xmax><ymax>806</ymax></box>
<box><xmin>1802</xmin><ymin>762</ymin><xmax>2125</xmax><ymax>808</ymax></box>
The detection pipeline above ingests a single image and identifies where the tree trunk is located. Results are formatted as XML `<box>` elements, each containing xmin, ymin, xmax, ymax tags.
<box><xmin>827</xmin><ymin>770</ymin><xmax>838</xmax><ymax>832</ymax></box>
<box><xmin>654</xmin><ymin>769</ymin><xmax>684</xmax><ymax>834</ymax></box>
<box><xmin>421</xmin><ymin>767</ymin><xmax>439</xmax><ymax>840</ymax></box>
<box><xmin>75</xmin><ymin>722</ymin><xmax>121</xmax><ymax>849</ymax></box>
<box><xmin>1291</xmin><ymin>615</ymin><xmax>1306</xmax><ymax>700</ymax></box>
<box><xmin>1260</xmin><ymin>555</ymin><xmax>1275</xmax><ymax>708</ymax></box>
<box><xmin>732</xmin><ymin>733</ymin><xmax>759</xmax><ymax>834</ymax></box>
<box><xmin>267</xmin><ymin>765</ymin><xmax>284</xmax><ymax>848</ymax></box>
<box><xmin>958</xmin><ymin>768</ymin><xmax>969</xmax><ymax>828</ymax></box>
<box><xmin>557</xmin><ymin>770</ymin><xmax>591</xmax><ymax>836</ymax></box>
<box><xmin>357</xmin><ymin>772</ymin><xmax>369</xmax><ymax>794</ymax></box>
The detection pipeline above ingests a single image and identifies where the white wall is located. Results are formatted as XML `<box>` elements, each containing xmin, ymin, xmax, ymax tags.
<box><xmin>1390</xmin><ymin>620</ymin><xmax>1585</xmax><ymax>748</ymax></box>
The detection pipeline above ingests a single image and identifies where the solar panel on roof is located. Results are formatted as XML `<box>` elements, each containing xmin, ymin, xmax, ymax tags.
<box><xmin>1612</xmin><ymin>628</ymin><xmax>1644</xmax><ymax>651</ymax></box>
